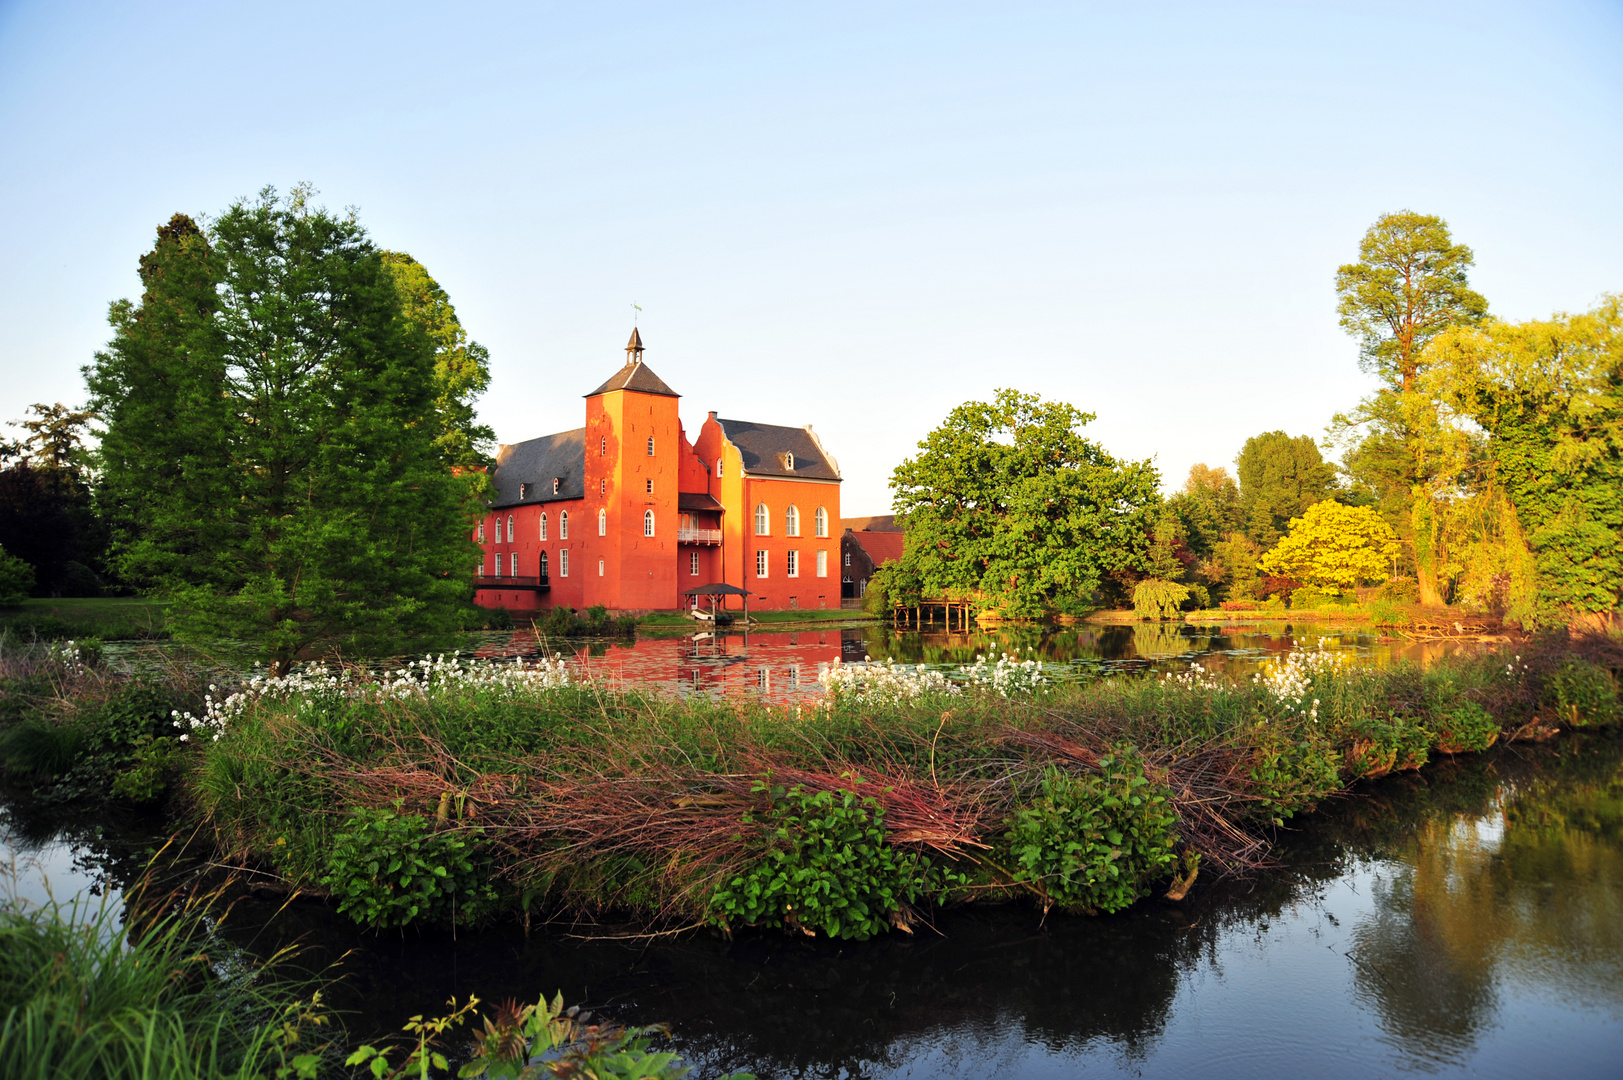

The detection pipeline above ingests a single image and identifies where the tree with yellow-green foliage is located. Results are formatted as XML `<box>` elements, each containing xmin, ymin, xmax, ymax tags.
<box><xmin>1259</xmin><ymin>500</ymin><xmax>1401</xmax><ymax>590</ymax></box>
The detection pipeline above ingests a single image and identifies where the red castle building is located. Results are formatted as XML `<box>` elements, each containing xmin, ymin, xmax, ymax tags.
<box><xmin>474</xmin><ymin>331</ymin><xmax>842</xmax><ymax>614</ymax></box>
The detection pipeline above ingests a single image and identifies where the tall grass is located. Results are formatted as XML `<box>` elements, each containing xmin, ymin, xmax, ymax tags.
<box><xmin>0</xmin><ymin>870</ymin><xmax>333</xmax><ymax>1080</ymax></box>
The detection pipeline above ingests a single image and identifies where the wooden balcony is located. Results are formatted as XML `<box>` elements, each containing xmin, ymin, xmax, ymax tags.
<box><xmin>476</xmin><ymin>573</ymin><xmax>550</xmax><ymax>592</ymax></box>
<box><xmin>677</xmin><ymin>526</ymin><xmax>723</xmax><ymax>545</ymax></box>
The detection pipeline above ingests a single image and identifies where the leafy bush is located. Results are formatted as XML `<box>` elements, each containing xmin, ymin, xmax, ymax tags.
<box><xmin>1543</xmin><ymin>658</ymin><xmax>1620</xmax><ymax>728</ymax></box>
<box><xmin>1343</xmin><ymin>712</ymin><xmax>1432</xmax><ymax>780</ymax></box>
<box><xmin>1221</xmin><ymin>599</ymin><xmax>1263</xmax><ymax>611</ymax></box>
<box><xmin>321</xmin><ymin>807</ymin><xmax>500</xmax><ymax>928</ymax></box>
<box><xmin>1001</xmin><ymin>752</ymin><xmax>1178</xmax><ymax>914</ymax></box>
<box><xmin>0</xmin><ymin>545</ymin><xmax>33</xmax><ymax>606</ymax></box>
<box><xmin>1368</xmin><ymin>598</ymin><xmax>1410</xmax><ymax>626</ymax></box>
<box><xmin>1432</xmin><ymin>700</ymin><xmax>1499</xmax><ymax>754</ymax></box>
<box><xmin>1247</xmin><ymin>726</ymin><xmax>1343</xmax><ymax>820</ymax></box>
<box><xmin>709</xmin><ymin>782</ymin><xmax>955</xmax><ymax>940</ymax></box>
<box><xmin>1132</xmin><ymin>579</ymin><xmax>1189</xmax><ymax>620</ymax></box>
<box><xmin>1290</xmin><ymin>586</ymin><xmax>1352</xmax><ymax>610</ymax></box>
<box><xmin>109</xmin><ymin>734</ymin><xmax>178</xmax><ymax>802</ymax></box>
<box><xmin>1378</xmin><ymin>577</ymin><xmax>1420</xmax><ymax>604</ymax></box>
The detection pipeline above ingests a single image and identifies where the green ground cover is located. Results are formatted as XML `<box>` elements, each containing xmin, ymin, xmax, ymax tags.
<box><xmin>0</xmin><ymin>598</ymin><xmax>170</xmax><ymax>641</ymax></box>
<box><xmin>5</xmin><ymin>631</ymin><xmax>1616</xmax><ymax>946</ymax></box>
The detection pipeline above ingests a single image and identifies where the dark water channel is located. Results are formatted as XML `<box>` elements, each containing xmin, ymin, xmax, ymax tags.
<box><xmin>6</xmin><ymin>733</ymin><xmax>1622</xmax><ymax>1078</ymax></box>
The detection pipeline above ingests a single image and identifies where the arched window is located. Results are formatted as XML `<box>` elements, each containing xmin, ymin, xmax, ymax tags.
<box><xmin>506</xmin><ymin>515</ymin><xmax>514</xmax><ymax>542</ymax></box>
<box><xmin>495</xmin><ymin>552</ymin><xmax>503</xmax><ymax>576</ymax></box>
<box><xmin>598</xmin><ymin>509</ymin><xmax>607</xmax><ymax>536</ymax></box>
<box><xmin>646</xmin><ymin>436</ymin><xmax>655</xmax><ymax>456</ymax></box>
<box><xmin>754</xmin><ymin>503</ymin><xmax>769</xmax><ymax>536</ymax></box>
<box><xmin>477</xmin><ymin>520</ymin><xmax>484</xmax><ymax>541</ymax></box>
<box><xmin>785</xmin><ymin>505</ymin><xmax>800</xmax><ymax>536</ymax></box>
<box><xmin>539</xmin><ymin>513</ymin><xmax>548</xmax><ymax>540</ymax></box>
<box><xmin>539</xmin><ymin>551</ymin><xmax>549</xmax><ymax>578</ymax></box>
<box><xmin>643</xmin><ymin>509</ymin><xmax>655</xmax><ymax>537</ymax></box>
<box><xmin>814</xmin><ymin>506</ymin><xmax>827</xmax><ymax>537</ymax></box>
<box><xmin>560</xmin><ymin>511</ymin><xmax>569</xmax><ymax>539</ymax></box>
<box><xmin>598</xmin><ymin>558</ymin><xmax>605</xmax><ymax>577</ymax></box>
<box><xmin>785</xmin><ymin>452</ymin><xmax>794</xmax><ymax>471</ymax></box>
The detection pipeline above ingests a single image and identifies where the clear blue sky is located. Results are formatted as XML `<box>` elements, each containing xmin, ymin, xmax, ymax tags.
<box><xmin>1</xmin><ymin>1</ymin><xmax>1619</xmax><ymax>514</ymax></box>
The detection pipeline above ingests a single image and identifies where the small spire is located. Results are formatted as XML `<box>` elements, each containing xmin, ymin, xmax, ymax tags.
<box><xmin>625</xmin><ymin>327</ymin><xmax>644</xmax><ymax>363</ymax></box>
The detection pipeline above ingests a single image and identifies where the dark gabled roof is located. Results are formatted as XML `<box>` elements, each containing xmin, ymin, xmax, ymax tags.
<box><xmin>715</xmin><ymin>418</ymin><xmax>841</xmax><ymax>481</ymax></box>
<box><xmin>678</xmin><ymin>492</ymin><xmax>724</xmax><ymax>513</ymax></box>
<box><xmin>490</xmin><ymin>428</ymin><xmax>586</xmax><ymax>508</ymax></box>
<box><xmin>585</xmin><ymin>359</ymin><xmax>680</xmax><ymax>398</ymax></box>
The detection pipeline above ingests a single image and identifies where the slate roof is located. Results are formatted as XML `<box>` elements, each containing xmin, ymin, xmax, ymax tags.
<box><xmin>852</xmin><ymin>530</ymin><xmax>905</xmax><ymax>567</ymax></box>
<box><xmin>715</xmin><ymin>418</ymin><xmax>841</xmax><ymax>480</ymax></box>
<box><xmin>585</xmin><ymin>359</ymin><xmax>680</xmax><ymax>398</ymax></box>
<box><xmin>490</xmin><ymin>428</ymin><xmax>586</xmax><ymax>508</ymax></box>
<box><xmin>678</xmin><ymin>492</ymin><xmax>725</xmax><ymax>513</ymax></box>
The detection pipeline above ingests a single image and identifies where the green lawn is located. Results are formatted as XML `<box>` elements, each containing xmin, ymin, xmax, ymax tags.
<box><xmin>0</xmin><ymin>597</ymin><xmax>169</xmax><ymax>640</ymax></box>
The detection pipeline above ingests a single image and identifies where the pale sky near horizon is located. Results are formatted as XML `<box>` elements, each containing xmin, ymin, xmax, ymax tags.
<box><xmin>1</xmin><ymin>1</ymin><xmax>1619</xmax><ymax>515</ymax></box>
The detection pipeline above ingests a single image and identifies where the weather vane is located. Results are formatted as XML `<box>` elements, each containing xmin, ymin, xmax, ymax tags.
<box><xmin>632</xmin><ymin>302</ymin><xmax>642</xmax><ymax>327</ymax></box>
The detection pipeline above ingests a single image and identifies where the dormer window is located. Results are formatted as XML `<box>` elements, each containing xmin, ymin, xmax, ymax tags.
<box><xmin>785</xmin><ymin>452</ymin><xmax>794</xmax><ymax>471</ymax></box>
<box><xmin>552</xmin><ymin>477</ymin><xmax>561</xmax><ymax>495</ymax></box>
<box><xmin>519</xmin><ymin>482</ymin><xmax>529</xmax><ymax>500</ymax></box>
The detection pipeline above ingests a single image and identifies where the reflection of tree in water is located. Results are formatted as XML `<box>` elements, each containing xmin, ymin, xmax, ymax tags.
<box><xmin>1341</xmin><ymin>738</ymin><xmax>1623</xmax><ymax>1063</ymax></box>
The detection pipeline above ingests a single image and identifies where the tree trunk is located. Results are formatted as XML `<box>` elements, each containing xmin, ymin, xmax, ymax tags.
<box><xmin>1410</xmin><ymin>489</ymin><xmax>1446</xmax><ymax>607</ymax></box>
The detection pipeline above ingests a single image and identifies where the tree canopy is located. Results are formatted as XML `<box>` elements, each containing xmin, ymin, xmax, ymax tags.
<box><xmin>1424</xmin><ymin>294</ymin><xmax>1623</xmax><ymax>623</ymax></box>
<box><xmin>1234</xmin><ymin>431</ymin><xmax>1337</xmax><ymax>548</ymax></box>
<box><xmin>882</xmin><ymin>389</ymin><xmax>1160</xmax><ymax>617</ymax></box>
<box><xmin>87</xmin><ymin>187</ymin><xmax>476</xmax><ymax>668</ymax></box>
<box><xmin>1259</xmin><ymin>500</ymin><xmax>1401</xmax><ymax>590</ymax></box>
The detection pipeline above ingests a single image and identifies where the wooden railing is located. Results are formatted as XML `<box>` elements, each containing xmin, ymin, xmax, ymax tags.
<box><xmin>677</xmin><ymin>527</ymin><xmax>723</xmax><ymax>545</ymax></box>
<box><xmin>476</xmin><ymin>574</ymin><xmax>550</xmax><ymax>590</ymax></box>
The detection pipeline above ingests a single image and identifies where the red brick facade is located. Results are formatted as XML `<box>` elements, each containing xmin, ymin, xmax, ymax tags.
<box><xmin>474</xmin><ymin>333</ymin><xmax>841</xmax><ymax>614</ymax></box>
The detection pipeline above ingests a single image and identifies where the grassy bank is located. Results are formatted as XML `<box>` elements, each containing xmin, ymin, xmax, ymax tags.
<box><xmin>3</xmin><ymin>632</ymin><xmax>1619</xmax><ymax>943</ymax></box>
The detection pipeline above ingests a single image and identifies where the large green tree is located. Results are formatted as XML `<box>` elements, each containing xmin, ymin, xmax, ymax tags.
<box><xmin>1234</xmin><ymin>431</ymin><xmax>1337</xmax><ymax>548</ymax></box>
<box><xmin>0</xmin><ymin>403</ymin><xmax>105</xmax><ymax>595</ymax></box>
<box><xmin>1332</xmin><ymin>211</ymin><xmax>1489</xmax><ymax>605</ymax></box>
<box><xmin>87</xmin><ymin>188</ymin><xmax>477</xmax><ymax>669</ymax></box>
<box><xmin>1425</xmin><ymin>295</ymin><xmax>1622</xmax><ymax>624</ymax></box>
<box><xmin>883</xmin><ymin>389</ymin><xmax>1160</xmax><ymax>617</ymax></box>
<box><xmin>379</xmin><ymin>251</ymin><xmax>495</xmax><ymax>470</ymax></box>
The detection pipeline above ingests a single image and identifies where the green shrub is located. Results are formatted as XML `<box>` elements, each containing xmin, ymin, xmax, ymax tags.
<box><xmin>1001</xmin><ymin>752</ymin><xmax>1178</xmax><ymax>914</ymax></box>
<box><xmin>1368</xmin><ymin>598</ymin><xmax>1410</xmax><ymax>626</ymax></box>
<box><xmin>1133</xmin><ymin>579</ymin><xmax>1189</xmax><ymax>620</ymax></box>
<box><xmin>1543</xmin><ymin>658</ymin><xmax>1620</xmax><ymax>728</ymax></box>
<box><xmin>0</xmin><ymin>718</ymin><xmax>87</xmax><ymax>776</ymax></box>
<box><xmin>0</xmin><ymin>545</ymin><xmax>33</xmax><ymax>606</ymax></box>
<box><xmin>321</xmin><ymin>806</ymin><xmax>501</xmax><ymax>928</ymax></box>
<box><xmin>613</xmin><ymin>614</ymin><xmax>638</xmax><ymax>635</ymax></box>
<box><xmin>1247</xmin><ymin>726</ymin><xmax>1343</xmax><ymax>820</ymax></box>
<box><xmin>1343</xmin><ymin>712</ymin><xmax>1432</xmax><ymax>780</ymax></box>
<box><xmin>82</xmin><ymin>682</ymin><xmax>178</xmax><ymax>755</ymax></box>
<box><xmin>709</xmin><ymin>782</ymin><xmax>956</xmax><ymax>940</ymax></box>
<box><xmin>109</xmin><ymin>734</ymin><xmax>177</xmax><ymax>802</ymax></box>
<box><xmin>1290</xmin><ymin>586</ymin><xmax>1351</xmax><ymax>610</ymax></box>
<box><xmin>1432</xmin><ymin>700</ymin><xmax>1499</xmax><ymax>754</ymax></box>
<box><xmin>1378</xmin><ymin>577</ymin><xmax>1420</xmax><ymax>604</ymax></box>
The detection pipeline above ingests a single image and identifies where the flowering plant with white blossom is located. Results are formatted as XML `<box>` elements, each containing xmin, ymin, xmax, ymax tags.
<box><xmin>1251</xmin><ymin>639</ymin><xmax>1348</xmax><ymax>724</ymax></box>
<box><xmin>817</xmin><ymin>657</ymin><xmax>962</xmax><ymax>705</ymax></box>
<box><xmin>171</xmin><ymin>653</ymin><xmax>576</xmax><ymax>743</ymax></box>
<box><xmin>1163</xmin><ymin>662</ymin><xmax>1224</xmax><ymax>692</ymax></box>
<box><xmin>963</xmin><ymin>652</ymin><xmax>1049</xmax><ymax>698</ymax></box>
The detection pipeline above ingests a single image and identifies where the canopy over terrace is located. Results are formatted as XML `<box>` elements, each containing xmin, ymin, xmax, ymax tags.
<box><xmin>682</xmin><ymin>582</ymin><xmax>753</xmax><ymax>623</ymax></box>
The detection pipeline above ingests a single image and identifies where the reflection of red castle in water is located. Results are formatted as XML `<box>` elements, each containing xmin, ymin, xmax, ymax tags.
<box><xmin>475</xmin><ymin>331</ymin><xmax>842</xmax><ymax>614</ymax></box>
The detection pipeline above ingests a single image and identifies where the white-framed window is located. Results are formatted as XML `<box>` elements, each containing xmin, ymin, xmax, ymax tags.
<box><xmin>560</xmin><ymin>511</ymin><xmax>569</xmax><ymax>539</ymax></box>
<box><xmin>507</xmin><ymin>515</ymin><xmax>514</xmax><ymax>542</ymax></box>
<box><xmin>646</xmin><ymin>436</ymin><xmax>655</xmax><ymax>456</ymax></box>
<box><xmin>815</xmin><ymin>507</ymin><xmax>827</xmax><ymax>537</ymax></box>
<box><xmin>495</xmin><ymin>552</ymin><xmax>503</xmax><ymax>576</ymax></box>
<box><xmin>689</xmin><ymin>551</ymin><xmax>699</xmax><ymax>576</ymax></box>
<box><xmin>540</xmin><ymin>551</ymin><xmax>548</xmax><ymax>578</ymax></box>
<box><xmin>520</xmin><ymin>483</ymin><xmax>529</xmax><ymax>500</ymax></box>
<box><xmin>540</xmin><ymin>513</ymin><xmax>548</xmax><ymax>540</ymax></box>
<box><xmin>600</xmin><ymin>478</ymin><xmax>606</xmax><ymax>495</ymax></box>
<box><xmin>785</xmin><ymin>505</ymin><xmax>800</xmax><ymax>536</ymax></box>
<box><xmin>816</xmin><ymin>550</ymin><xmax>827</xmax><ymax>577</ymax></box>
<box><xmin>510</xmin><ymin>554</ymin><xmax>519</xmax><ymax>577</ymax></box>
<box><xmin>598</xmin><ymin>558</ymin><xmax>605</xmax><ymax>577</ymax></box>
<box><xmin>643</xmin><ymin>509</ymin><xmax>655</xmax><ymax>537</ymax></box>
<box><xmin>645</xmin><ymin>478</ymin><xmax>653</xmax><ymax>494</ymax></box>
<box><xmin>477</xmin><ymin>520</ymin><xmax>485</xmax><ymax>541</ymax></box>
<box><xmin>716</xmin><ymin>458</ymin><xmax>723</xmax><ymax>478</ymax></box>
<box><xmin>600</xmin><ymin>436</ymin><xmax>606</xmax><ymax>456</ymax></box>
<box><xmin>553</xmin><ymin>478</ymin><xmax>561</xmax><ymax>494</ymax></box>
<box><xmin>786</xmin><ymin>550</ymin><xmax>799</xmax><ymax>577</ymax></box>
<box><xmin>559</xmin><ymin>549</ymin><xmax>569</xmax><ymax>577</ymax></box>
<box><xmin>598</xmin><ymin>509</ymin><xmax>606</xmax><ymax>536</ymax></box>
<box><xmin>844</xmin><ymin>551</ymin><xmax>851</xmax><ymax>567</ymax></box>
<box><xmin>785</xmin><ymin>452</ymin><xmax>794</xmax><ymax>471</ymax></box>
<box><xmin>754</xmin><ymin>503</ymin><xmax>769</xmax><ymax>535</ymax></box>
<box><xmin>755</xmin><ymin>549</ymin><xmax>768</xmax><ymax>577</ymax></box>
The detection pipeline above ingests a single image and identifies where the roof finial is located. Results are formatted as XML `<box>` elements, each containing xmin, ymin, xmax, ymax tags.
<box><xmin>625</xmin><ymin>326</ymin><xmax>644</xmax><ymax>364</ymax></box>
